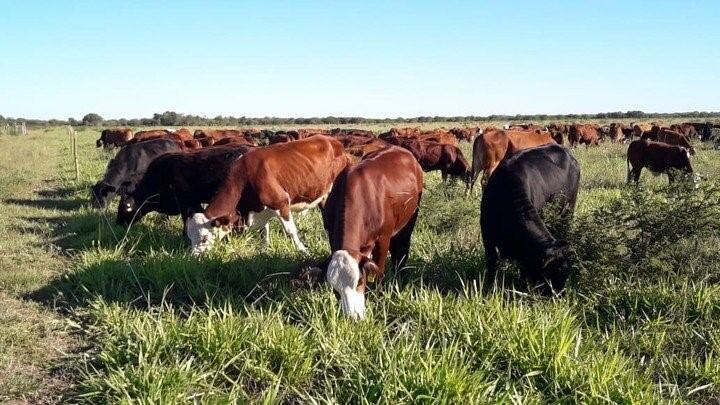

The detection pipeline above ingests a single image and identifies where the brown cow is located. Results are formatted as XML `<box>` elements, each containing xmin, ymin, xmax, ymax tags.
<box><xmin>378</xmin><ymin>127</ymin><xmax>422</xmax><ymax>139</ymax></box>
<box><xmin>568</xmin><ymin>124</ymin><xmax>600</xmax><ymax>147</ymax></box>
<box><xmin>322</xmin><ymin>146</ymin><xmax>423</xmax><ymax>319</ymax></box>
<box><xmin>656</xmin><ymin>128</ymin><xmax>695</xmax><ymax>155</ymax></box>
<box><xmin>173</xmin><ymin>128</ymin><xmax>194</xmax><ymax>141</ymax></box>
<box><xmin>670</xmin><ymin>123</ymin><xmax>699</xmax><ymax>139</ymax></box>
<box><xmin>386</xmin><ymin>137</ymin><xmax>469</xmax><ymax>181</ymax></box>
<box><xmin>449</xmin><ymin>127</ymin><xmax>481</xmax><ymax>142</ymax></box>
<box><xmin>627</xmin><ymin>139</ymin><xmax>695</xmax><ymax>184</ymax></box>
<box><xmin>608</xmin><ymin>123</ymin><xmax>627</xmax><ymax>143</ymax></box>
<box><xmin>468</xmin><ymin>129</ymin><xmax>556</xmax><ymax>192</ymax></box>
<box><xmin>186</xmin><ymin>135</ymin><xmax>348</xmax><ymax>255</ymax></box>
<box><xmin>632</xmin><ymin>123</ymin><xmax>656</xmax><ymax>139</ymax></box>
<box><xmin>126</xmin><ymin>129</ymin><xmax>172</xmax><ymax>145</ymax></box>
<box><xmin>96</xmin><ymin>128</ymin><xmax>133</xmax><ymax>148</ymax></box>
<box><xmin>547</xmin><ymin>123</ymin><xmax>568</xmax><ymax>145</ymax></box>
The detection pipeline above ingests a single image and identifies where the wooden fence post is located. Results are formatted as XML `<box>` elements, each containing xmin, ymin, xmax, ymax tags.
<box><xmin>68</xmin><ymin>125</ymin><xmax>80</xmax><ymax>181</ymax></box>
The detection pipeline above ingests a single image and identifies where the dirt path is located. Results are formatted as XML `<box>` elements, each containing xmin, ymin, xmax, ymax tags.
<box><xmin>0</xmin><ymin>131</ymin><xmax>81</xmax><ymax>403</ymax></box>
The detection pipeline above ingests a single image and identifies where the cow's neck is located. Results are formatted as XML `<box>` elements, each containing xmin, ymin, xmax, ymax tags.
<box><xmin>205</xmin><ymin>181</ymin><xmax>242</xmax><ymax>220</ymax></box>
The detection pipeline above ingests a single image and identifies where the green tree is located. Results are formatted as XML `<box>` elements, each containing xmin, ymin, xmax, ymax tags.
<box><xmin>82</xmin><ymin>113</ymin><xmax>103</xmax><ymax>126</ymax></box>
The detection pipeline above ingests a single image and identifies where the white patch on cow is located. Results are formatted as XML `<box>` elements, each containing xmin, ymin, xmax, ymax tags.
<box><xmin>326</xmin><ymin>250</ymin><xmax>366</xmax><ymax>320</ymax></box>
<box><xmin>186</xmin><ymin>213</ymin><xmax>232</xmax><ymax>256</ymax></box>
<box><xmin>247</xmin><ymin>208</ymin><xmax>277</xmax><ymax>248</ymax></box>
<box><xmin>290</xmin><ymin>191</ymin><xmax>329</xmax><ymax>213</ymax></box>
<box><xmin>685</xmin><ymin>149</ymin><xmax>691</xmax><ymax>159</ymax></box>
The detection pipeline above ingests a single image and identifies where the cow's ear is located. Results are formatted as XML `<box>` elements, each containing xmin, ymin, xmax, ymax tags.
<box><xmin>359</xmin><ymin>257</ymin><xmax>380</xmax><ymax>284</ymax></box>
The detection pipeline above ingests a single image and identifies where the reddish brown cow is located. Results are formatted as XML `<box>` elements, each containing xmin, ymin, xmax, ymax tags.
<box><xmin>186</xmin><ymin>136</ymin><xmax>348</xmax><ymax>255</ymax></box>
<box><xmin>378</xmin><ymin>127</ymin><xmax>423</xmax><ymax>138</ymax></box>
<box><xmin>670</xmin><ymin>123</ymin><xmax>699</xmax><ymax>139</ymax></box>
<box><xmin>449</xmin><ymin>127</ymin><xmax>481</xmax><ymax>142</ymax></box>
<box><xmin>386</xmin><ymin>137</ymin><xmax>469</xmax><ymax>181</ymax></box>
<box><xmin>173</xmin><ymin>128</ymin><xmax>194</xmax><ymax>141</ymax></box>
<box><xmin>321</xmin><ymin>146</ymin><xmax>423</xmax><ymax>319</ymax></box>
<box><xmin>568</xmin><ymin>124</ymin><xmax>601</xmax><ymax>147</ymax></box>
<box><xmin>468</xmin><ymin>129</ymin><xmax>556</xmax><ymax>192</ymax></box>
<box><xmin>125</xmin><ymin>129</ymin><xmax>172</xmax><ymax>145</ymax></box>
<box><xmin>212</xmin><ymin>136</ymin><xmax>257</xmax><ymax>147</ymax></box>
<box><xmin>632</xmin><ymin>123</ymin><xmax>656</xmax><ymax>139</ymax></box>
<box><xmin>96</xmin><ymin>128</ymin><xmax>133</xmax><ymax>148</ymax></box>
<box><xmin>656</xmin><ymin>128</ymin><xmax>695</xmax><ymax>155</ymax></box>
<box><xmin>608</xmin><ymin>123</ymin><xmax>627</xmax><ymax>143</ymax></box>
<box><xmin>627</xmin><ymin>139</ymin><xmax>695</xmax><ymax>184</ymax></box>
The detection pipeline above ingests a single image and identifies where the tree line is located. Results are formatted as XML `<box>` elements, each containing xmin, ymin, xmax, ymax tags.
<box><xmin>2</xmin><ymin>110</ymin><xmax>720</xmax><ymax>129</ymax></box>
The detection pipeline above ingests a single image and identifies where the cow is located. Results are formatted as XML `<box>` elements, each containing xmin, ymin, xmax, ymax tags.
<box><xmin>608</xmin><ymin>123</ymin><xmax>626</xmax><ymax>143</ymax></box>
<box><xmin>96</xmin><ymin>128</ymin><xmax>133</xmax><ymax>148</ymax></box>
<box><xmin>385</xmin><ymin>137</ymin><xmax>469</xmax><ymax>181</ymax></box>
<box><xmin>185</xmin><ymin>136</ymin><xmax>348</xmax><ymax>255</ymax></box>
<box><xmin>656</xmin><ymin>128</ymin><xmax>695</xmax><ymax>155</ymax></box>
<box><xmin>125</xmin><ymin>129</ymin><xmax>173</xmax><ymax>145</ymax></box>
<box><xmin>568</xmin><ymin>124</ymin><xmax>600</xmax><ymax>147</ymax></box>
<box><xmin>321</xmin><ymin>146</ymin><xmax>423</xmax><ymax>319</ymax></box>
<box><xmin>91</xmin><ymin>139</ymin><xmax>182</xmax><ymax>208</ymax></box>
<box><xmin>172</xmin><ymin>128</ymin><xmax>194</xmax><ymax>141</ymax></box>
<box><xmin>547</xmin><ymin>123</ymin><xmax>568</xmax><ymax>145</ymax></box>
<box><xmin>117</xmin><ymin>145</ymin><xmax>254</xmax><ymax>227</ymax></box>
<box><xmin>670</xmin><ymin>123</ymin><xmax>698</xmax><ymax>139</ymax></box>
<box><xmin>449</xmin><ymin>127</ymin><xmax>481</xmax><ymax>142</ymax></box>
<box><xmin>193</xmin><ymin>129</ymin><xmax>256</xmax><ymax>145</ymax></box>
<box><xmin>632</xmin><ymin>123</ymin><xmax>656</xmax><ymax>140</ymax></box>
<box><xmin>267</xmin><ymin>130</ymin><xmax>301</xmax><ymax>144</ymax></box>
<box><xmin>468</xmin><ymin>129</ymin><xmax>556</xmax><ymax>192</ymax></box>
<box><xmin>508</xmin><ymin>123</ymin><xmax>544</xmax><ymax>131</ymax></box>
<box><xmin>481</xmin><ymin>144</ymin><xmax>580</xmax><ymax>295</ymax></box>
<box><xmin>626</xmin><ymin>139</ymin><xmax>695</xmax><ymax>184</ymax></box>
<box><xmin>378</xmin><ymin>127</ymin><xmax>422</xmax><ymax>139</ymax></box>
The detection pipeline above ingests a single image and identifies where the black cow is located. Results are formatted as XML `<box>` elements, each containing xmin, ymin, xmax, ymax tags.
<box><xmin>117</xmin><ymin>145</ymin><xmax>254</xmax><ymax>227</ymax></box>
<box><xmin>481</xmin><ymin>144</ymin><xmax>580</xmax><ymax>294</ymax></box>
<box><xmin>91</xmin><ymin>139</ymin><xmax>182</xmax><ymax>208</ymax></box>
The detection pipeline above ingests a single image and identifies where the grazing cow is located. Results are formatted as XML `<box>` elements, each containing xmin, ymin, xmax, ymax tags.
<box><xmin>96</xmin><ymin>128</ymin><xmax>133</xmax><ymax>148</ymax></box>
<box><xmin>671</xmin><ymin>123</ymin><xmax>698</xmax><ymax>139</ymax></box>
<box><xmin>172</xmin><ymin>128</ymin><xmax>194</xmax><ymax>141</ymax></box>
<box><xmin>449</xmin><ymin>127</ymin><xmax>481</xmax><ymax>142</ymax></box>
<box><xmin>267</xmin><ymin>130</ymin><xmax>301</xmax><ymax>144</ymax></box>
<box><xmin>656</xmin><ymin>128</ymin><xmax>695</xmax><ymax>155</ymax></box>
<box><xmin>193</xmin><ymin>129</ymin><xmax>256</xmax><ymax>145</ymax></box>
<box><xmin>568</xmin><ymin>124</ymin><xmax>600</xmax><ymax>147</ymax></box>
<box><xmin>186</xmin><ymin>136</ymin><xmax>348</xmax><ymax>255</ymax></box>
<box><xmin>468</xmin><ymin>129</ymin><xmax>556</xmax><ymax>192</ymax></box>
<box><xmin>91</xmin><ymin>139</ymin><xmax>182</xmax><ymax>208</ymax></box>
<box><xmin>386</xmin><ymin>137</ymin><xmax>469</xmax><ymax>181</ymax></box>
<box><xmin>626</xmin><ymin>140</ymin><xmax>694</xmax><ymax>184</ymax></box>
<box><xmin>322</xmin><ymin>146</ymin><xmax>423</xmax><ymax>319</ymax></box>
<box><xmin>507</xmin><ymin>123</ymin><xmax>544</xmax><ymax>131</ymax></box>
<box><xmin>343</xmin><ymin>138</ymin><xmax>392</xmax><ymax>162</ymax></box>
<box><xmin>481</xmin><ymin>144</ymin><xmax>580</xmax><ymax>294</ymax></box>
<box><xmin>117</xmin><ymin>145</ymin><xmax>254</xmax><ymax>227</ymax></box>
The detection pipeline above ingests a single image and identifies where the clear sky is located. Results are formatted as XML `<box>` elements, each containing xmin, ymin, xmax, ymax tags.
<box><xmin>1</xmin><ymin>1</ymin><xmax>718</xmax><ymax>120</ymax></box>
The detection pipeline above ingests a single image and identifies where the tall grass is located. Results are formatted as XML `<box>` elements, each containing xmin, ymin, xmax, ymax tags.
<box><xmin>6</xmin><ymin>127</ymin><xmax>720</xmax><ymax>402</ymax></box>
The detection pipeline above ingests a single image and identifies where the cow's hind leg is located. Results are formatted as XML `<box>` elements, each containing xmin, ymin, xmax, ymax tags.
<box><xmin>389</xmin><ymin>209</ymin><xmax>419</xmax><ymax>273</ymax></box>
<box><xmin>277</xmin><ymin>202</ymin><xmax>308</xmax><ymax>253</ymax></box>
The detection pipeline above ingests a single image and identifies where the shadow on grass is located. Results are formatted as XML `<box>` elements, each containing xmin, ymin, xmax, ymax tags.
<box><xmin>4</xmin><ymin>197</ymin><xmax>87</xmax><ymax>212</ymax></box>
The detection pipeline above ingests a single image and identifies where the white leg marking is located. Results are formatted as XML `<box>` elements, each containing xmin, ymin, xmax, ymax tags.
<box><xmin>247</xmin><ymin>208</ymin><xmax>277</xmax><ymax>249</ymax></box>
<box><xmin>280</xmin><ymin>213</ymin><xmax>307</xmax><ymax>252</ymax></box>
<box><xmin>326</xmin><ymin>250</ymin><xmax>366</xmax><ymax>320</ymax></box>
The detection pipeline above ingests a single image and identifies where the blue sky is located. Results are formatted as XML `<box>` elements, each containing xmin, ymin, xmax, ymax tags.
<box><xmin>1</xmin><ymin>1</ymin><xmax>718</xmax><ymax>119</ymax></box>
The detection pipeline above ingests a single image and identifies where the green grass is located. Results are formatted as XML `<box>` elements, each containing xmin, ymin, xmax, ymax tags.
<box><xmin>1</xmin><ymin>123</ymin><xmax>720</xmax><ymax>403</ymax></box>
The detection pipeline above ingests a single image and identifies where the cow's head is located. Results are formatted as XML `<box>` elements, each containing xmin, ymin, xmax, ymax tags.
<box><xmin>116</xmin><ymin>195</ymin><xmax>141</xmax><ymax>226</ymax></box>
<box><xmin>185</xmin><ymin>213</ymin><xmax>235</xmax><ymax>256</ymax></box>
<box><xmin>326</xmin><ymin>250</ymin><xmax>381</xmax><ymax>320</ymax></box>
<box><xmin>539</xmin><ymin>244</ymin><xmax>571</xmax><ymax>294</ymax></box>
<box><xmin>91</xmin><ymin>182</ymin><xmax>116</xmax><ymax>208</ymax></box>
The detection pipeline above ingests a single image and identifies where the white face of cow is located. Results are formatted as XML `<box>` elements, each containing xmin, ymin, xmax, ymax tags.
<box><xmin>186</xmin><ymin>213</ymin><xmax>231</xmax><ymax>256</ymax></box>
<box><xmin>326</xmin><ymin>250</ymin><xmax>366</xmax><ymax>320</ymax></box>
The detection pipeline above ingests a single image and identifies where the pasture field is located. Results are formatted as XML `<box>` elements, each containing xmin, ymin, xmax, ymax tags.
<box><xmin>1</xmin><ymin>123</ymin><xmax>720</xmax><ymax>403</ymax></box>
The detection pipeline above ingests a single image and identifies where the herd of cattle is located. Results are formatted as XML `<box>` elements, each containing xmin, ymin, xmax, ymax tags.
<box><xmin>92</xmin><ymin>121</ymin><xmax>719</xmax><ymax>318</ymax></box>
